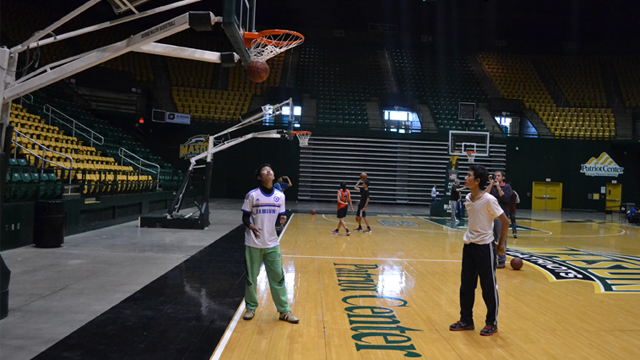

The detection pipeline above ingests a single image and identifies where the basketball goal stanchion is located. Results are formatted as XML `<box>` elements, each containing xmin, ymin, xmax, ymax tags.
<box><xmin>292</xmin><ymin>131</ymin><xmax>311</xmax><ymax>147</ymax></box>
<box><xmin>466</xmin><ymin>150</ymin><xmax>477</xmax><ymax>163</ymax></box>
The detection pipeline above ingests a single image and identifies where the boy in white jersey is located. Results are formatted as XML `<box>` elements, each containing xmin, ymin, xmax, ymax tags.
<box><xmin>450</xmin><ymin>165</ymin><xmax>508</xmax><ymax>336</ymax></box>
<box><xmin>241</xmin><ymin>164</ymin><xmax>299</xmax><ymax>324</ymax></box>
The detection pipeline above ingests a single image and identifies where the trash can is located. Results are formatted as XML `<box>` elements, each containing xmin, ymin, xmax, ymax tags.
<box><xmin>34</xmin><ymin>200</ymin><xmax>65</xmax><ymax>248</ymax></box>
<box><xmin>0</xmin><ymin>254</ymin><xmax>10</xmax><ymax>319</ymax></box>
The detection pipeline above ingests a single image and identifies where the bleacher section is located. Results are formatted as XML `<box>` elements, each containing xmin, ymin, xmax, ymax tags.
<box><xmin>168</xmin><ymin>50</ymin><xmax>285</xmax><ymax>123</ymax></box>
<box><xmin>479</xmin><ymin>53</ymin><xmax>616</xmax><ymax>140</ymax></box>
<box><xmin>8</xmin><ymin>98</ymin><xmax>181</xmax><ymax>197</ymax></box>
<box><xmin>297</xmin><ymin>45</ymin><xmax>386</xmax><ymax>128</ymax></box>
<box><xmin>167</xmin><ymin>58</ymin><xmax>215</xmax><ymax>89</ymax></box>
<box><xmin>392</xmin><ymin>51</ymin><xmax>488</xmax><ymax>131</ymax></box>
<box><xmin>613</xmin><ymin>56</ymin><xmax>640</xmax><ymax>109</ymax></box>
<box><xmin>172</xmin><ymin>88</ymin><xmax>251</xmax><ymax>122</ymax></box>
<box><xmin>543</xmin><ymin>56</ymin><xmax>607</xmax><ymax>108</ymax></box>
<box><xmin>8</xmin><ymin>103</ymin><xmax>157</xmax><ymax>196</ymax></box>
<box><xmin>298</xmin><ymin>136</ymin><xmax>506</xmax><ymax>205</ymax></box>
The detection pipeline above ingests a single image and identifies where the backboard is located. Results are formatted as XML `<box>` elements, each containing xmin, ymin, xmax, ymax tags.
<box><xmin>448</xmin><ymin>130</ymin><xmax>490</xmax><ymax>156</ymax></box>
<box><xmin>223</xmin><ymin>0</ymin><xmax>255</xmax><ymax>67</ymax></box>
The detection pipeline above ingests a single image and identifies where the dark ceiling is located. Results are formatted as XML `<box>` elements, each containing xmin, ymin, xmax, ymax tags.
<box><xmin>3</xmin><ymin>0</ymin><xmax>640</xmax><ymax>52</ymax></box>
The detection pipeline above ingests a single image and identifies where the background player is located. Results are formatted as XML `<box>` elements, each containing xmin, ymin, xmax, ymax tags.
<box><xmin>354</xmin><ymin>179</ymin><xmax>371</xmax><ymax>233</ymax></box>
<box><xmin>273</xmin><ymin>176</ymin><xmax>293</xmax><ymax>192</ymax></box>
<box><xmin>241</xmin><ymin>164</ymin><xmax>299</xmax><ymax>324</ymax></box>
<box><xmin>450</xmin><ymin>164</ymin><xmax>508</xmax><ymax>336</ymax></box>
<box><xmin>485</xmin><ymin>170</ymin><xmax>512</xmax><ymax>268</ymax></box>
<box><xmin>332</xmin><ymin>181</ymin><xmax>353</xmax><ymax>235</ymax></box>
<box><xmin>509</xmin><ymin>188</ymin><xmax>520</xmax><ymax>238</ymax></box>
<box><xmin>450</xmin><ymin>179</ymin><xmax>463</xmax><ymax>222</ymax></box>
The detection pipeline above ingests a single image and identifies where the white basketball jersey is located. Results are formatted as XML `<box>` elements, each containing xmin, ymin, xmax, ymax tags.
<box><xmin>242</xmin><ymin>187</ymin><xmax>286</xmax><ymax>248</ymax></box>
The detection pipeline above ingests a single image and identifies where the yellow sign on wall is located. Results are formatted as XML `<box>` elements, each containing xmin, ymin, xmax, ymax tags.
<box><xmin>179</xmin><ymin>135</ymin><xmax>210</xmax><ymax>159</ymax></box>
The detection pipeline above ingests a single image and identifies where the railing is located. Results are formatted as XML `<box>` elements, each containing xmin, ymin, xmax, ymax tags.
<box><xmin>12</xmin><ymin>129</ymin><xmax>74</xmax><ymax>186</ymax></box>
<box><xmin>19</xmin><ymin>94</ymin><xmax>34</xmax><ymax>107</ymax></box>
<box><xmin>118</xmin><ymin>147</ymin><xmax>160</xmax><ymax>189</ymax></box>
<box><xmin>43</xmin><ymin>104</ymin><xmax>104</xmax><ymax>148</ymax></box>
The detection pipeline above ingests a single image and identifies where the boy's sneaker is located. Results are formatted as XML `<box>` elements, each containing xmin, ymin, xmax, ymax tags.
<box><xmin>355</xmin><ymin>227</ymin><xmax>363</xmax><ymax>232</ymax></box>
<box><xmin>480</xmin><ymin>324</ymin><xmax>498</xmax><ymax>336</ymax></box>
<box><xmin>331</xmin><ymin>230</ymin><xmax>339</xmax><ymax>235</ymax></box>
<box><xmin>279</xmin><ymin>311</ymin><xmax>299</xmax><ymax>324</ymax></box>
<box><xmin>497</xmin><ymin>262</ymin><xmax>506</xmax><ymax>269</ymax></box>
<box><xmin>449</xmin><ymin>321</ymin><xmax>474</xmax><ymax>331</ymax></box>
<box><xmin>346</xmin><ymin>230</ymin><xmax>351</xmax><ymax>236</ymax></box>
<box><xmin>363</xmin><ymin>229</ymin><xmax>371</xmax><ymax>233</ymax></box>
<box><xmin>243</xmin><ymin>309</ymin><xmax>255</xmax><ymax>320</ymax></box>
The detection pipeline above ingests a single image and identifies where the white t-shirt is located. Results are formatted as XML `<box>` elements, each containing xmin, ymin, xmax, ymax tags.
<box><xmin>463</xmin><ymin>192</ymin><xmax>504</xmax><ymax>245</ymax></box>
<box><xmin>242</xmin><ymin>187</ymin><xmax>286</xmax><ymax>248</ymax></box>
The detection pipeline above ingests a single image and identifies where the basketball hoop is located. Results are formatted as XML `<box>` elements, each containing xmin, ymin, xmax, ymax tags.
<box><xmin>465</xmin><ymin>150</ymin><xmax>477</xmax><ymax>163</ymax></box>
<box><xmin>292</xmin><ymin>131</ymin><xmax>311</xmax><ymax>147</ymax></box>
<box><xmin>243</xmin><ymin>30</ymin><xmax>305</xmax><ymax>62</ymax></box>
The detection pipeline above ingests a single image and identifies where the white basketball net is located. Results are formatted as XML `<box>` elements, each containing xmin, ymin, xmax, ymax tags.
<box><xmin>295</xmin><ymin>132</ymin><xmax>311</xmax><ymax>146</ymax></box>
<box><xmin>466</xmin><ymin>151</ymin><xmax>477</xmax><ymax>163</ymax></box>
<box><xmin>248</xmin><ymin>31</ymin><xmax>305</xmax><ymax>62</ymax></box>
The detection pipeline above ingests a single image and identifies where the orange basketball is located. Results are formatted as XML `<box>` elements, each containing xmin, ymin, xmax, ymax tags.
<box><xmin>247</xmin><ymin>61</ymin><xmax>270</xmax><ymax>83</ymax></box>
<box><xmin>360</xmin><ymin>172</ymin><xmax>368</xmax><ymax>180</ymax></box>
<box><xmin>310</xmin><ymin>209</ymin><xmax>316</xmax><ymax>215</ymax></box>
<box><xmin>510</xmin><ymin>257</ymin><xmax>524</xmax><ymax>270</ymax></box>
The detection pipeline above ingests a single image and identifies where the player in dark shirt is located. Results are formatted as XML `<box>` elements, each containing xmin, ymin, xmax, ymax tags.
<box><xmin>354</xmin><ymin>180</ymin><xmax>371</xmax><ymax>233</ymax></box>
<box><xmin>485</xmin><ymin>171</ymin><xmax>512</xmax><ymax>268</ymax></box>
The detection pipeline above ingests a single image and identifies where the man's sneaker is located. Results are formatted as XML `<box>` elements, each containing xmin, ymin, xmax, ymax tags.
<box><xmin>243</xmin><ymin>309</ymin><xmax>255</xmax><ymax>320</ymax></box>
<box><xmin>363</xmin><ymin>229</ymin><xmax>371</xmax><ymax>233</ymax></box>
<box><xmin>346</xmin><ymin>230</ymin><xmax>351</xmax><ymax>236</ymax></box>
<box><xmin>355</xmin><ymin>227</ymin><xmax>363</xmax><ymax>232</ymax></box>
<box><xmin>449</xmin><ymin>321</ymin><xmax>474</xmax><ymax>331</ymax></box>
<box><xmin>513</xmin><ymin>234</ymin><xmax>518</xmax><ymax>238</ymax></box>
<box><xmin>331</xmin><ymin>230</ymin><xmax>339</xmax><ymax>235</ymax></box>
<box><xmin>480</xmin><ymin>324</ymin><xmax>498</xmax><ymax>336</ymax></box>
<box><xmin>279</xmin><ymin>311</ymin><xmax>299</xmax><ymax>324</ymax></box>
<box><xmin>497</xmin><ymin>262</ymin><xmax>506</xmax><ymax>269</ymax></box>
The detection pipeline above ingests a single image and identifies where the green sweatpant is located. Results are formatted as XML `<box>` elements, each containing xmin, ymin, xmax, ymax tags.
<box><xmin>244</xmin><ymin>245</ymin><xmax>290</xmax><ymax>313</ymax></box>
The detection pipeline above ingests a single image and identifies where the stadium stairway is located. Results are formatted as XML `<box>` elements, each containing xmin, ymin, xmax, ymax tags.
<box><xmin>522</xmin><ymin>108</ymin><xmax>554</xmax><ymax>137</ymax></box>
<box><xmin>613</xmin><ymin>108</ymin><xmax>634</xmax><ymax>140</ymax></box>
<box><xmin>530</xmin><ymin>57</ymin><xmax>570</xmax><ymax>107</ymax></box>
<box><xmin>477</xmin><ymin>107</ymin><xmax>505</xmax><ymax>137</ymax></box>
<box><xmin>469</xmin><ymin>55</ymin><xmax>502</xmax><ymax>98</ymax></box>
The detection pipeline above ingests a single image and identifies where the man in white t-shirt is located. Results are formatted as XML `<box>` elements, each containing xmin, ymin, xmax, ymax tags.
<box><xmin>241</xmin><ymin>164</ymin><xmax>298</xmax><ymax>324</ymax></box>
<box><xmin>450</xmin><ymin>164</ymin><xmax>508</xmax><ymax>336</ymax></box>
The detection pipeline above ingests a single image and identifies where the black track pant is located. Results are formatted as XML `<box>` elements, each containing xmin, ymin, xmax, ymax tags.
<box><xmin>459</xmin><ymin>242</ymin><xmax>499</xmax><ymax>326</ymax></box>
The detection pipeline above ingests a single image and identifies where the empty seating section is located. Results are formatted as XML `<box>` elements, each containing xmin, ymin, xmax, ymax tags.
<box><xmin>613</xmin><ymin>56</ymin><xmax>640</xmax><ymax>108</ymax></box>
<box><xmin>229</xmin><ymin>54</ymin><xmax>285</xmax><ymax>96</ymax></box>
<box><xmin>36</xmin><ymin>96</ymin><xmax>180</xmax><ymax>191</ymax></box>
<box><xmin>167</xmin><ymin>58</ymin><xmax>215</xmax><ymax>88</ymax></box>
<box><xmin>297</xmin><ymin>45</ymin><xmax>385</xmax><ymax>128</ymax></box>
<box><xmin>536</xmin><ymin>106</ymin><xmax>615</xmax><ymax>140</ymax></box>
<box><xmin>543</xmin><ymin>56</ymin><xmax>606</xmax><ymax>108</ymax></box>
<box><xmin>479</xmin><ymin>53</ymin><xmax>553</xmax><ymax>109</ymax></box>
<box><xmin>172</xmin><ymin>88</ymin><xmax>251</xmax><ymax>122</ymax></box>
<box><xmin>8</xmin><ymin>103</ymin><xmax>158</xmax><ymax>196</ymax></box>
<box><xmin>10</xmin><ymin>99</ymin><xmax>180</xmax><ymax>196</ymax></box>
<box><xmin>5</xmin><ymin>158</ymin><xmax>63</xmax><ymax>203</ymax></box>
<box><xmin>479</xmin><ymin>53</ymin><xmax>615</xmax><ymax>140</ymax></box>
<box><xmin>392</xmin><ymin>51</ymin><xmax>488</xmax><ymax>131</ymax></box>
<box><xmin>169</xmin><ymin>52</ymin><xmax>284</xmax><ymax>123</ymax></box>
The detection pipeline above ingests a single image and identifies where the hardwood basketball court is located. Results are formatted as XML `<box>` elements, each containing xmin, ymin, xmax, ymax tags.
<box><xmin>213</xmin><ymin>212</ymin><xmax>640</xmax><ymax>359</ymax></box>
